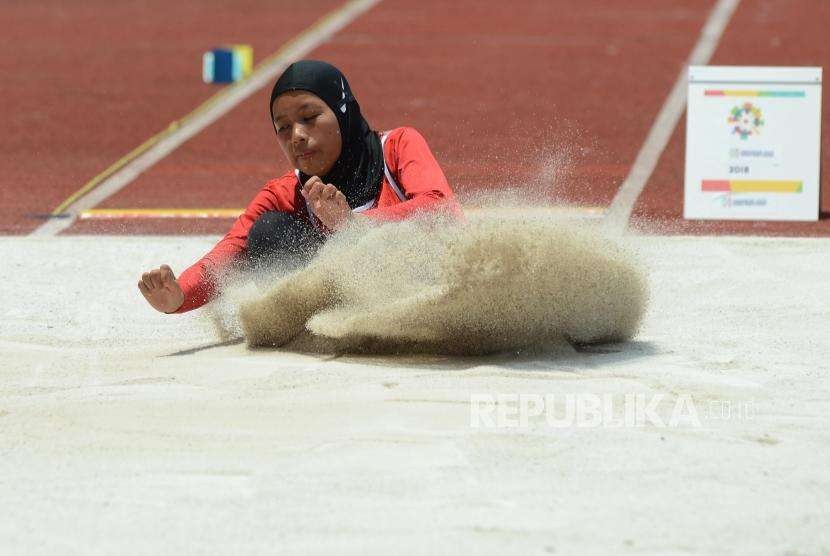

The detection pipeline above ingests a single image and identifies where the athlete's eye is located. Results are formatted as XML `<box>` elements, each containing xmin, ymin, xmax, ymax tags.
<box><xmin>276</xmin><ymin>124</ymin><xmax>289</xmax><ymax>133</ymax></box>
<box><xmin>302</xmin><ymin>114</ymin><xmax>319</xmax><ymax>123</ymax></box>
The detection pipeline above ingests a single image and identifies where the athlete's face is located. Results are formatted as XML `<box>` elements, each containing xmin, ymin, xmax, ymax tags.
<box><xmin>272</xmin><ymin>91</ymin><xmax>342</xmax><ymax>176</ymax></box>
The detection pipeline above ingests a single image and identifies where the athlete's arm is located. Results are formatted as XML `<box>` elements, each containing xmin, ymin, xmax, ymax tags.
<box><xmin>137</xmin><ymin>181</ymin><xmax>293</xmax><ymax>314</ymax></box>
<box><xmin>362</xmin><ymin>127</ymin><xmax>462</xmax><ymax>221</ymax></box>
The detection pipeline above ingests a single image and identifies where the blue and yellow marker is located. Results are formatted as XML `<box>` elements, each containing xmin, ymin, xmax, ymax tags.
<box><xmin>202</xmin><ymin>44</ymin><xmax>253</xmax><ymax>83</ymax></box>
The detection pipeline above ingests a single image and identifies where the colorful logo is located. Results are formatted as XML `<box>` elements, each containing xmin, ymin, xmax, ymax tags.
<box><xmin>728</xmin><ymin>102</ymin><xmax>764</xmax><ymax>140</ymax></box>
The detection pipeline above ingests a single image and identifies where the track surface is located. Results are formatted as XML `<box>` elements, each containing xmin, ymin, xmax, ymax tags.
<box><xmin>0</xmin><ymin>0</ymin><xmax>342</xmax><ymax>235</ymax></box>
<box><xmin>632</xmin><ymin>0</ymin><xmax>830</xmax><ymax>236</ymax></box>
<box><xmin>2</xmin><ymin>0</ymin><xmax>827</xmax><ymax>235</ymax></box>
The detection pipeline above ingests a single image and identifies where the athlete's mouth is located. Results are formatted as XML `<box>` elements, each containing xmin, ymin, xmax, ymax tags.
<box><xmin>296</xmin><ymin>150</ymin><xmax>315</xmax><ymax>160</ymax></box>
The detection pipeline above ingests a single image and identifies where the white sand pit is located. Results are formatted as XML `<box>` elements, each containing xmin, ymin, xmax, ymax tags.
<box><xmin>1</xmin><ymin>230</ymin><xmax>829</xmax><ymax>554</ymax></box>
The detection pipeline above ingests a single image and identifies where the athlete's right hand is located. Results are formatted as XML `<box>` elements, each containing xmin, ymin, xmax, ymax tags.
<box><xmin>302</xmin><ymin>176</ymin><xmax>352</xmax><ymax>231</ymax></box>
<box><xmin>138</xmin><ymin>264</ymin><xmax>185</xmax><ymax>314</ymax></box>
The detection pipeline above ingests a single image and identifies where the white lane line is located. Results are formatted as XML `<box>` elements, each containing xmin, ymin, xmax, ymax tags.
<box><xmin>32</xmin><ymin>0</ymin><xmax>382</xmax><ymax>237</ymax></box>
<box><xmin>604</xmin><ymin>0</ymin><xmax>741</xmax><ymax>232</ymax></box>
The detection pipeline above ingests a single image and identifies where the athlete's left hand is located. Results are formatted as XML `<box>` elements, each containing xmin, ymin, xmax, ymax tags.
<box><xmin>301</xmin><ymin>176</ymin><xmax>352</xmax><ymax>231</ymax></box>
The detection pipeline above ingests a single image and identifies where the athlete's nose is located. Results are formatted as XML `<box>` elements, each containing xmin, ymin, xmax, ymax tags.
<box><xmin>291</xmin><ymin>124</ymin><xmax>309</xmax><ymax>147</ymax></box>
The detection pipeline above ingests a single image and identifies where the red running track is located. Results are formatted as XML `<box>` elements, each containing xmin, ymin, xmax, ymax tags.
<box><xmin>0</xmin><ymin>0</ymin><xmax>343</xmax><ymax>234</ymax></box>
<box><xmin>9</xmin><ymin>1</ymin><xmax>826</xmax><ymax>237</ymax></box>
<box><xmin>56</xmin><ymin>0</ymin><xmax>716</xmax><ymax>235</ymax></box>
<box><xmin>631</xmin><ymin>0</ymin><xmax>830</xmax><ymax>236</ymax></box>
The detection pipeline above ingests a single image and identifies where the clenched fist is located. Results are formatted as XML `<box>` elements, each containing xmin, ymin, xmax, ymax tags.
<box><xmin>301</xmin><ymin>176</ymin><xmax>353</xmax><ymax>231</ymax></box>
<box><xmin>138</xmin><ymin>264</ymin><xmax>184</xmax><ymax>313</ymax></box>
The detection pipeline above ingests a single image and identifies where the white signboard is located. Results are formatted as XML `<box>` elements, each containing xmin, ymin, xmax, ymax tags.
<box><xmin>685</xmin><ymin>66</ymin><xmax>822</xmax><ymax>221</ymax></box>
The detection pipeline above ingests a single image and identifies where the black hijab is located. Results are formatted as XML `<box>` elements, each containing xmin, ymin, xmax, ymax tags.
<box><xmin>270</xmin><ymin>60</ymin><xmax>384</xmax><ymax>209</ymax></box>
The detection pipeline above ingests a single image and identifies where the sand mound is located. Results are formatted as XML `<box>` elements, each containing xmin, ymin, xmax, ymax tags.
<box><xmin>237</xmin><ymin>210</ymin><xmax>647</xmax><ymax>355</ymax></box>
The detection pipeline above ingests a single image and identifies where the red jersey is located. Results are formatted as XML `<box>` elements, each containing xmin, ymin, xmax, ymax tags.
<box><xmin>175</xmin><ymin>126</ymin><xmax>461</xmax><ymax>313</ymax></box>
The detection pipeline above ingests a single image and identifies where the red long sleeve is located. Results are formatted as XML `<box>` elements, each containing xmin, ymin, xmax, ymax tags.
<box><xmin>174</xmin><ymin>176</ymin><xmax>303</xmax><ymax>313</ymax></box>
<box><xmin>362</xmin><ymin>127</ymin><xmax>462</xmax><ymax>221</ymax></box>
<box><xmin>174</xmin><ymin>126</ymin><xmax>460</xmax><ymax>313</ymax></box>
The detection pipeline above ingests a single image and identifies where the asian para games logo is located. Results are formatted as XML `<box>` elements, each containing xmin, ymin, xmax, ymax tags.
<box><xmin>728</xmin><ymin>102</ymin><xmax>764</xmax><ymax>140</ymax></box>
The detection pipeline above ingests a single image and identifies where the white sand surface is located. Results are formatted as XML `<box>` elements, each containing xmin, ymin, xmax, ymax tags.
<box><xmin>1</xmin><ymin>234</ymin><xmax>829</xmax><ymax>555</ymax></box>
